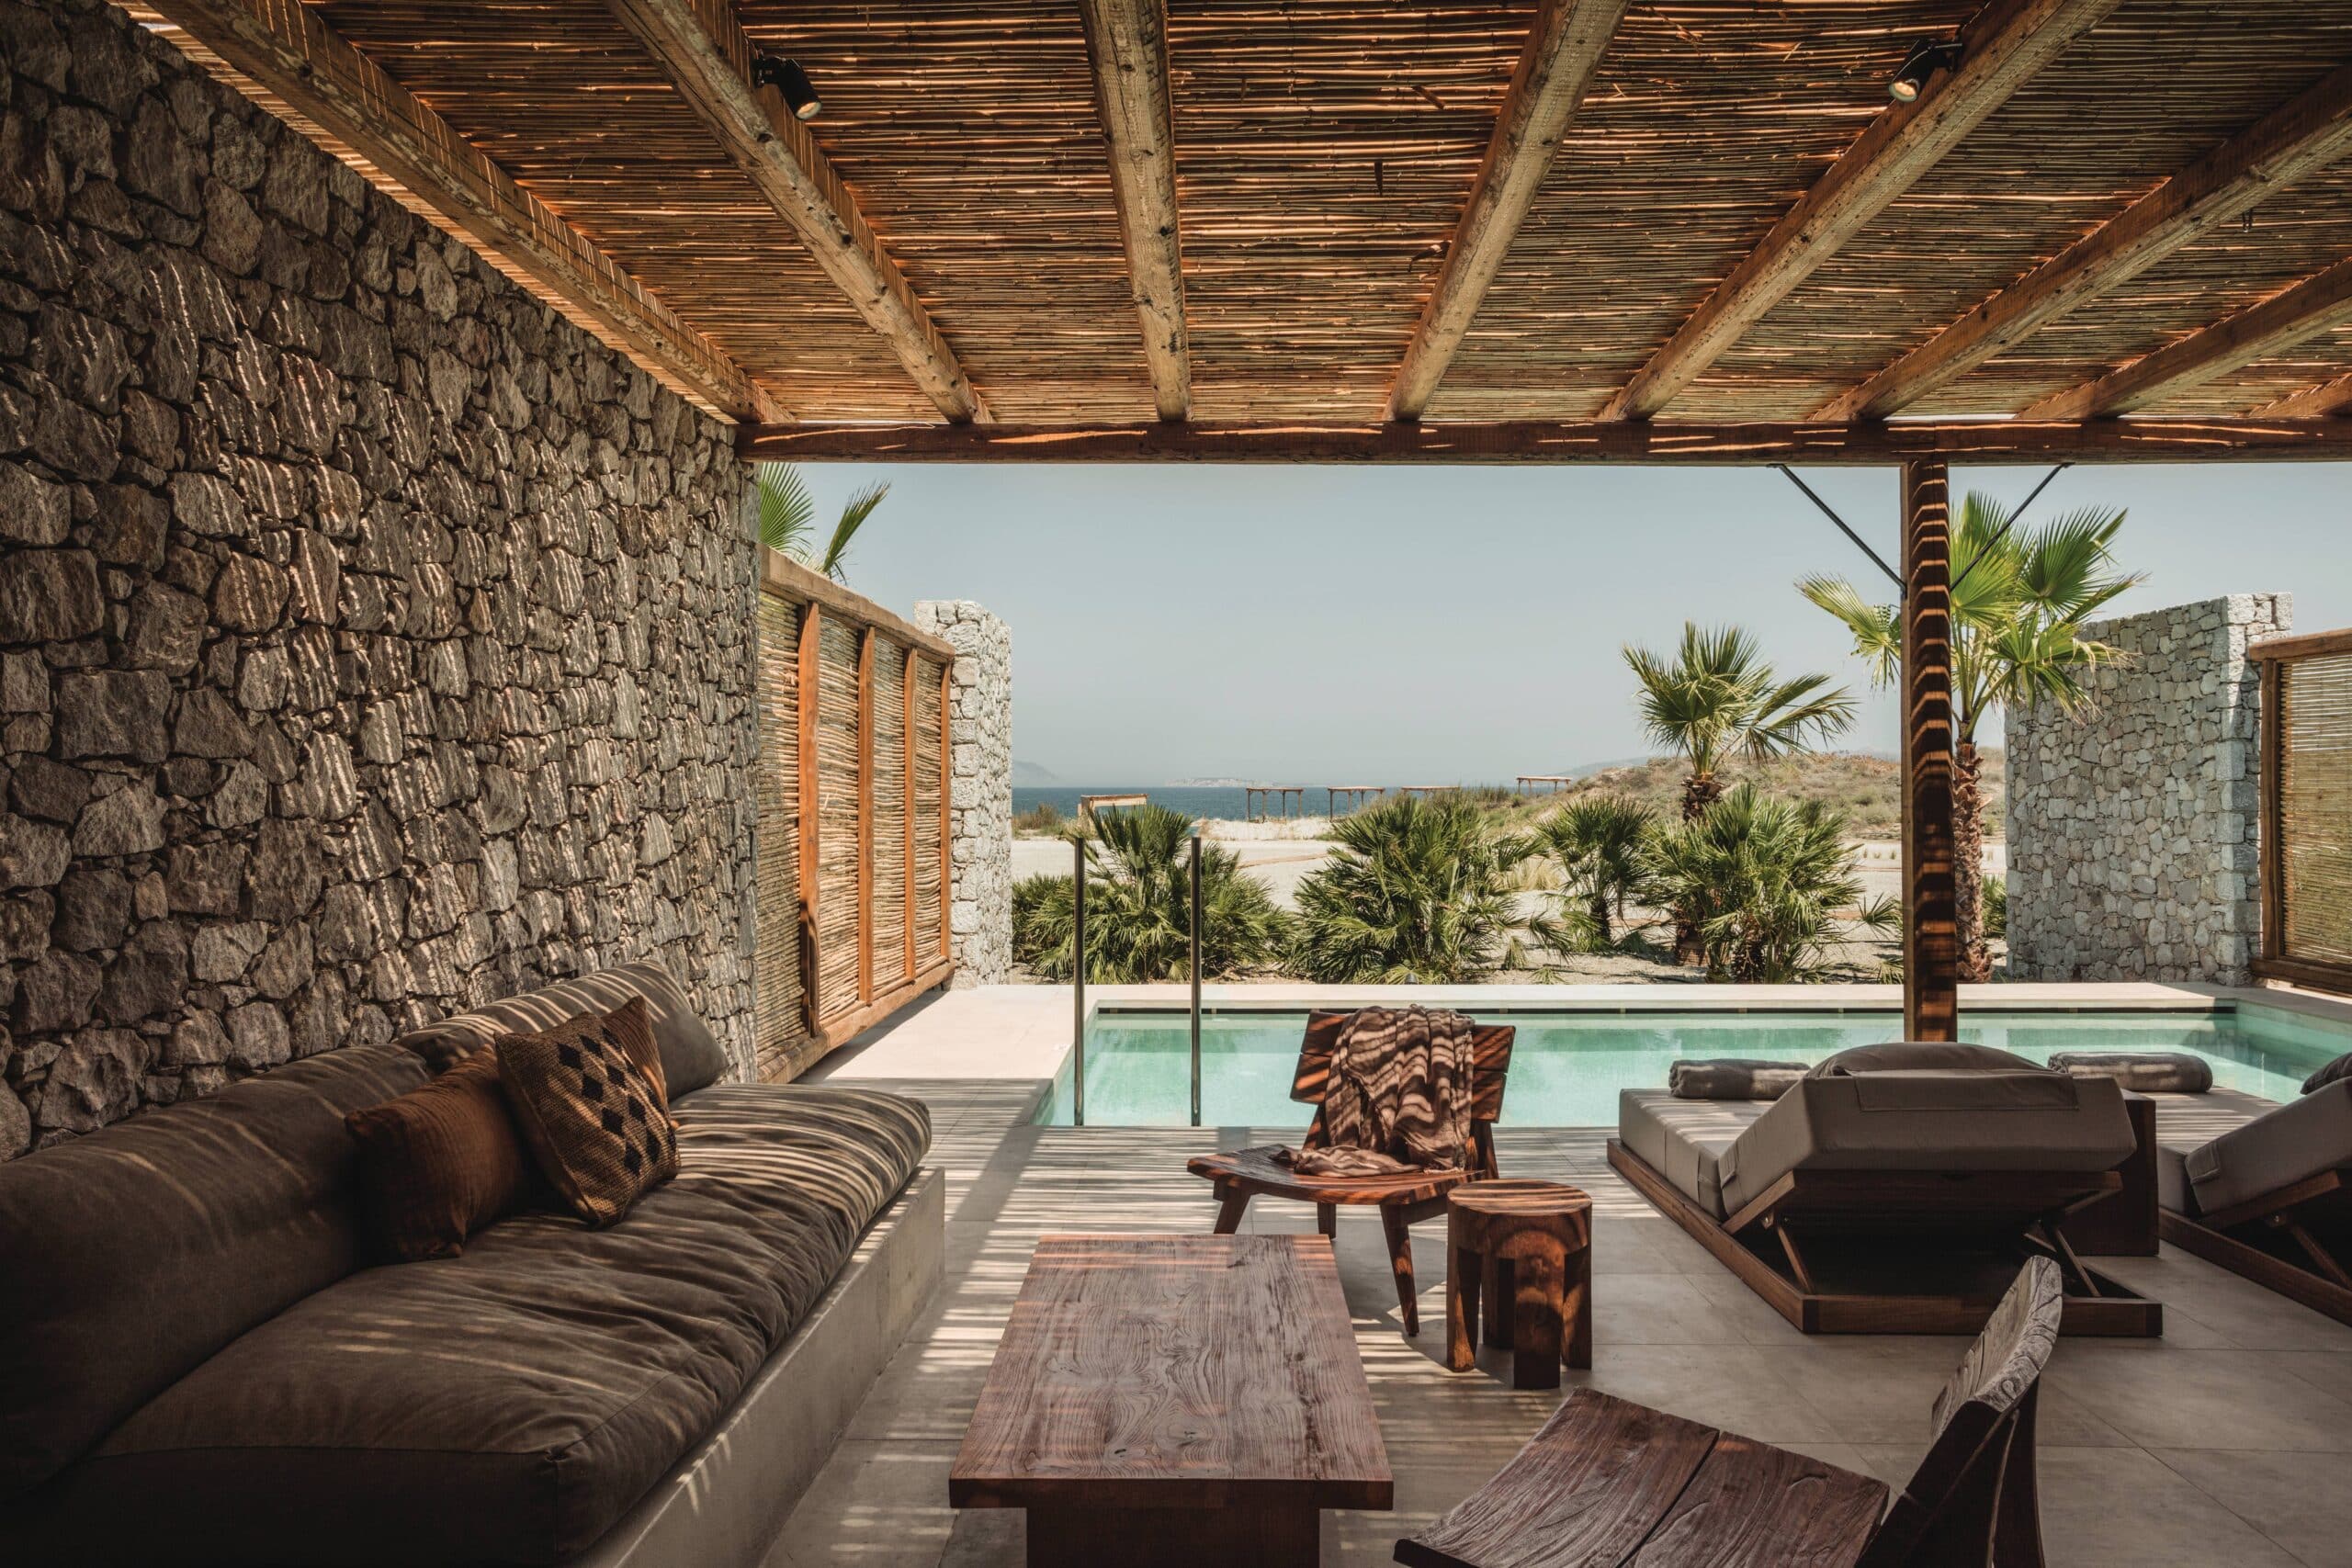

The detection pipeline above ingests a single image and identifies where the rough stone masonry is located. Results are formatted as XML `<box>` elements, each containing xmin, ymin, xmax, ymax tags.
<box><xmin>916</xmin><ymin>600</ymin><xmax>1012</xmax><ymax>986</ymax></box>
<box><xmin>0</xmin><ymin>0</ymin><xmax>763</xmax><ymax>1153</ymax></box>
<box><xmin>2005</xmin><ymin>594</ymin><xmax>2288</xmax><ymax>986</ymax></box>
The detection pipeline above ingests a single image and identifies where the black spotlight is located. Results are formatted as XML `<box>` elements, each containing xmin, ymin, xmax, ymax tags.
<box><xmin>1888</xmin><ymin>39</ymin><xmax>1962</xmax><ymax>103</ymax></box>
<box><xmin>752</xmin><ymin>54</ymin><xmax>822</xmax><ymax>121</ymax></box>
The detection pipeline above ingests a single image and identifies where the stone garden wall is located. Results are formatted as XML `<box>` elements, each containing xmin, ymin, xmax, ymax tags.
<box><xmin>916</xmin><ymin>600</ymin><xmax>1011</xmax><ymax>986</ymax></box>
<box><xmin>2005</xmin><ymin>594</ymin><xmax>2288</xmax><ymax>985</ymax></box>
<box><xmin>0</xmin><ymin>0</ymin><xmax>760</xmax><ymax>1155</ymax></box>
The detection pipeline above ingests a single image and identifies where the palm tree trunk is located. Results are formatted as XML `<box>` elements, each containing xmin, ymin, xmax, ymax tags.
<box><xmin>1588</xmin><ymin>890</ymin><xmax>1612</xmax><ymax>949</ymax></box>
<box><xmin>1674</xmin><ymin>772</ymin><xmax>1719</xmax><ymax>964</ymax></box>
<box><xmin>1953</xmin><ymin>741</ymin><xmax>1991</xmax><ymax>982</ymax></box>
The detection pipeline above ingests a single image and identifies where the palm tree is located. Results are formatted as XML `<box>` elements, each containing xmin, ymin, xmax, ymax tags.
<box><xmin>1530</xmin><ymin>793</ymin><xmax>1653</xmax><ymax>953</ymax></box>
<box><xmin>755</xmin><ymin>461</ymin><xmax>888</xmax><ymax>584</ymax></box>
<box><xmin>1623</xmin><ymin>623</ymin><xmax>1856</xmax><ymax>820</ymax></box>
<box><xmin>1641</xmin><ymin>785</ymin><xmax>1893</xmax><ymax>983</ymax></box>
<box><xmin>1800</xmin><ymin>491</ymin><xmax>2137</xmax><ymax>978</ymax></box>
<box><xmin>1010</xmin><ymin>805</ymin><xmax>1285</xmax><ymax>983</ymax></box>
<box><xmin>1288</xmin><ymin>795</ymin><xmax>1531</xmax><ymax>983</ymax></box>
<box><xmin>1623</xmin><ymin>623</ymin><xmax>1853</xmax><ymax>962</ymax></box>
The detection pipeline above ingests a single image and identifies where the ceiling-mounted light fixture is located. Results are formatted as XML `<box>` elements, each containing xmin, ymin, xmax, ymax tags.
<box><xmin>752</xmin><ymin>53</ymin><xmax>822</xmax><ymax>121</ymax></box>
<box><xmin>1888</xmin><ymin>39</ymin><xmax>1962</xmax><ymax>103</ymax></box>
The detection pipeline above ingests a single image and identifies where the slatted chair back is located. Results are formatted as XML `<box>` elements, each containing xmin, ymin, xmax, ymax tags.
<box><xmin>1291</xmin><ymin>1009</ymin><xmax>1512</xmax><ymax>1175</ymax></box>
<box><xmin>1859</xmin><ymin>1257</ymin><xmax>2064</xmax><ymax>1568</ymax></box>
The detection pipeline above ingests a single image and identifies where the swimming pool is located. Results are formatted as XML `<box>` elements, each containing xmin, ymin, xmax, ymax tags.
<box><xmin>1034</xmin><ymin>1004</ymin><xmax>2349</xmax><ymax>1126</ymax></box>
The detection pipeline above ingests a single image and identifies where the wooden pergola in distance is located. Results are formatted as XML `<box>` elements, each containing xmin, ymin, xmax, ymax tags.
<box><xmin>1245</xmin><ymin>785</ymin><xmax>1307</xmax><ymax>821</ymax></box>
<box><xmin>140</xmin><ymin>0</ymin><xmax>2352</xmax><ymax>1034</ymax></box>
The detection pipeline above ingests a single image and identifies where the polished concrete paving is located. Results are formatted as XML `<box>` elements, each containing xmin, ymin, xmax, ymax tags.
<box><xmin>770</xmin><ymin>990</ymin><xmax>2352</xmax><ymax>1567</ymax></box>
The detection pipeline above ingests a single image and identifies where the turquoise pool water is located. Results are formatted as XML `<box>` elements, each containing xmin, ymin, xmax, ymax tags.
<box><xmin>1035</xmin><ymin>1006</ymin><xmax>2349</xmax><ymax>1126</ymax></box>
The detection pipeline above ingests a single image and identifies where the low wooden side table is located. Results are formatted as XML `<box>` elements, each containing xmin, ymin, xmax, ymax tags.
<box><xmin>1445</xmin><ymin>1179</ymin><xmax>1593</xmax><ymax>1389</ymax></box>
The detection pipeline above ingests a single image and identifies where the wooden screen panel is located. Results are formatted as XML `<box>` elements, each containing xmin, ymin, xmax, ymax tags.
<box><xmin>814</xmin><ymin>614</ymin><xmax>863</xmax><ymax>1022</ymax></box>
<box><xmin>751</xmin><ymin>592</ymin><xmax>808</xmax><ymax>1079</ymax></box>
<box><xmin>871</xmin><ymin>637</ymin><xmax>909</xmax><ymax>991</ymax></box>
<box><xmin>2278</xmin><ymin>649</ymin><xmax>2352</xmax><ymax>976</ymax></box>
<box><xmin>910</xmin><ymin>654</ymin><xmax>945</xmax><ymax>953</ymax></box>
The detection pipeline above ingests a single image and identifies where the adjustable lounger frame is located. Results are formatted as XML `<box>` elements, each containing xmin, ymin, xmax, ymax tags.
<box><xmin>1607</xmin><ymin>1140</ymin><xmax>2164</xmax><ymax>1337</ymax></box>
<box><xmin>2160</xmin><ymin>1166</ymin><xmax>2352</xmax><ymax>1328</ymax></box>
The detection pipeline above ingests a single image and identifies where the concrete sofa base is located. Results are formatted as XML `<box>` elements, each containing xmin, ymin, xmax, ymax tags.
<box><xmin>566</xmin><ymin>1166</ymin><xmax>947</xmax><ymax>1568</ymax></box>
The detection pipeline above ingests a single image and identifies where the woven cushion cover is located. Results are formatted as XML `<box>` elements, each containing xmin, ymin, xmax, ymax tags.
<box><xmin>397</xmin><ymin>962</ymin><xmax>728</xmax><ymax>1096</ymax></box>
<box><xmin>0</xmin><ymin>1083</ymin><xmax>932</xmax><ymax>1566</ymax></box>
<box><xmin>497</xmin><ymin>999</ymin><xmax>679</xmax><ymax>1225</ymax></box>
<box><xmin>0</xmin><ymin>1045</ymin><xmax>428</xmax><ymax>1495</ymax></box>
<box><xmin>344</xmin><ymin>1052</ymin><xmax>533</xmax><ymax>1261</ymax></box>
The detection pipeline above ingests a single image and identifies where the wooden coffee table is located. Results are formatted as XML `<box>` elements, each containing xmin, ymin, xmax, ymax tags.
<box><xmin>950</xmin><ymin>1235</ymin><xmax>1393</xmax><ymax>1567</ymax></box>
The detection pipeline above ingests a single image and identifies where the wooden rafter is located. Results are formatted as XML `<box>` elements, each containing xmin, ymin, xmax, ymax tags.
<box><xmin>131</xmin><ymin>0</ymin><xmax>775</xmax><ymax>423</ymax></box>
<box><xmin>738</xmin><ymin>416</ymin><xmax>2352</xmax><ymax>465</ymax></box>
<box><xmin>1823</xmin><ymin>62</ymin><xmax>2352</xmax><ymax>422</ymax></box>
<box><xmin>1601</xmin><ymin>0</ymin><xmax>2120</xmax><ymax>423</ymax></box>
<box><xmin>604</xmin><ymin>0</ymin><xmax>987</xmax><ymax>423</ymax></box>
<box><xmin>1385</xmin><ymin>0</ymin><xmax>1630</xmax><ymax>422</ymax></box>
<box><xmin>2025</xmin><ymin>258</ymin><xmax>2352</xmax><ymax>420</ymax></box>
<box><xmin>2254</xmin><ymin>368</ymin><xmax>2352</xmax><ymax>419</ymax></box>
<box><xmin>1079</xmin><ymin>0</ymin><xmax>1190</xmax><ymax>422</ymax></box>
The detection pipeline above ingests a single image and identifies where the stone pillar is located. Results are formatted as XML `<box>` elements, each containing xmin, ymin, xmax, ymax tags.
<box><xmin>2005</xmin><ymin>594</ymin><xmax>2288</xmax><ymax>984</ymax></box>
<box><xmin>914</xmin><ymin>602</ymin><xmax>1012</xmax><ymax>987</ymax></box>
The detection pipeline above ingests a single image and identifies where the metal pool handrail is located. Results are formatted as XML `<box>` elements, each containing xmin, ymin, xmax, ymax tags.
<box><xmin>1070</xmin><ymin>833</ymin><xmax>1084</xmax><ymax>1127</ymax></box>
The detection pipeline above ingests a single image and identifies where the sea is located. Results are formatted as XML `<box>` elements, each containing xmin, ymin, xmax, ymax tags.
<box><xmin>1013</xmin><ymin>784</ymin><xmax>1340</xmax><ymax>822</ymax></box>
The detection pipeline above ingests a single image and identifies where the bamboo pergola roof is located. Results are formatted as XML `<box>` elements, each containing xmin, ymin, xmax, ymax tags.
<box><xmin>140</xmin><ymin>0</ymin><xmax>2352</xmax><ymax>460</ymax></box>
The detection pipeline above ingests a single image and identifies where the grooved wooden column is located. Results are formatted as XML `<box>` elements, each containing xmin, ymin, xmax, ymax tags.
<box><xmin>855</xmin><ymin>626</ymin><xmax>875</xmax><ymax>1004</ymax></box>
<box><xmin>902</xmin><ymin>654</ymin><xmax>921</xmax><ymax>984</ymax></box>
<box><xmin>796</xmin><ymin>604</ymin><xmax>823</xmax><ymax>1034</ymax></box>
<box><xmin>1901</xmin><ymin>461</ymin><xmax>1961</xmax><ymax>1042</ymax></box>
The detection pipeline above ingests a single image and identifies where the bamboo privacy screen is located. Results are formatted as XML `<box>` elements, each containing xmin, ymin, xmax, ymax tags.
<box><xmin>754</xmin><ymin>550</ymin><xmax>956</xmax><ymax>1080</ymax></box>
<box><xmin>2256</xmin><ymin>629</ymin><xmax>2352</xmax><ymax>993</ymax></box>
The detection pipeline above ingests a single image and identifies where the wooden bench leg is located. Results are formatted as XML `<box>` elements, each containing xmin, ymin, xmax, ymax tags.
<box><xmin>1317</xmin><ymin>1202</ymin><xmax>1337</xmax><ymax>1238</ymax></box>
<box><xmin>1565</xmin><ymin>1235</ymin><xmax>1591</xmax><ymax>1371</ymax></box>
<box><xmin>1381</xmin><ymin>1205</ymin><xmax>1419</xmax><ymax>1337</ymax></box>
<box><xmin>1447</xmin><ymin>1240</ymin><xmax>1481</xmax><ymax>1371</ymax></box>
<box><xmin>1510</xmin><ymin>1243</ymin><xmax>1564</xmax><ymax>1391</ymax></box>
<box><xmin>1213</xmin><ymin>1184</ymin><xmax>1250</xmax><ymax>1235</ymax></box>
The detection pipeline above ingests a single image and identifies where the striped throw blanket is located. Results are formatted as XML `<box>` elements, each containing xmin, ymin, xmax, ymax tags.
<box><xmin>1277</xmin><ymin>1006</ymin><xmax>1475</xmax><ymax>1177</ymax></box>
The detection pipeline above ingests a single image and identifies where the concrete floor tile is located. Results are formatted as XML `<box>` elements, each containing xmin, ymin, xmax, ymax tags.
<box><xmin>2034</xmin><ymin>1448</ymin><xmax>2304</xmax><ymax>1567</ymax></box>
<box><xmin>2048</xmin><ymin>1348</ymin><xmax>2352</xmax><ymax>1451</ymax></box>
<box><xmin>2153</xmin><ymin>1449</ymin><xmax>2352</xmax><ymax>1568</ymax></box>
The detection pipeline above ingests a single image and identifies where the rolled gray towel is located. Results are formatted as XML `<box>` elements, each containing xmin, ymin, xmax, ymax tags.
<box><xmin>1668</xmin><ymin>1059</ymin><xmax>1808</xmax><ymax>1100</ymax></box>
<box><xmin>2047</xmin><ymin>1051</ymin><xmax>2212</xmax><ymax>1094</ymax></box>
<box><xmin>2303</xmin><ymin>1052</ymin><xmax>2352</xmax><ymax>1096</ymax></box>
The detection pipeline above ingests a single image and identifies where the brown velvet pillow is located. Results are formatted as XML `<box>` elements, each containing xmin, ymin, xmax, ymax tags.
<box><xmin>495</xmin><ymin>1000</ymin><xmax>679</xmax><ymax>1227</ymax></box>
<box><xmin>344</xmin><ymin>1053</ymin><xmax>531</xmax><ymax>1261</ymax></box>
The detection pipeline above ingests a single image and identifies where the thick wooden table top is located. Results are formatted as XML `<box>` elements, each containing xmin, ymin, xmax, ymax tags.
<box><xmin>950</xmin><ymin>1235</ymin><xmax>1394</xmax><ymax>1512</ymax></box>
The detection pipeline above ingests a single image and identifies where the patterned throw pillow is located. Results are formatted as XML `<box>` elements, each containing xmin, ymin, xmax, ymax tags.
<box><xmin>495</xmin><ymin>1001</ymin><xmax>680</xmax><ymax>1226</ymax></box>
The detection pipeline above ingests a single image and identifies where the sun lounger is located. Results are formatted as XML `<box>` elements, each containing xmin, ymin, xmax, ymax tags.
<box><xmin>1609</xmin><ymin>1042</ymin><xmax>2161</xmax><ymax>1336</ymax></box>
<box><xmin>2139</xmin><ymin>1075</ymin><xmax>2352</xmax><ymax>1326</ymax></box>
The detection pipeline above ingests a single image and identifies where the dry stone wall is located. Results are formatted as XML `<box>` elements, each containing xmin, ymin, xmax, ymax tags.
<box><xmin>916</xmin><ymin>600</ymin><xmax>1011</xmax><ymax>986</ymax></box>
<box><xmin>2004</xmin><ymin>594</ymin><xmax>2287</xmax><ymax>986</ymax></box>
<box><xmin>0</xmin><ymin>0</ymin><xmax>758</xmax><ymax>1156</ymax></box>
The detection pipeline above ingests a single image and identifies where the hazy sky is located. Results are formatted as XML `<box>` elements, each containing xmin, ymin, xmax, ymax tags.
<box><xmin>816</xmin><ymin>461</ymin><xmax>2351</xmax><ymax>785</ymax></box>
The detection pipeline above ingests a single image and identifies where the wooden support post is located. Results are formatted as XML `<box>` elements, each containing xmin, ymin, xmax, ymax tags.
<box><xmin>855</xmin><ymin>626</ymin><xmax>875</xmax><ymax>1005</ymax></box>
<box><xmin>1901</xmin><ymin>460</ymin><xmax>1961</xmax><ymax>1042</ymax></box>
<box><xmin>902</xmin><ymin>651</ymin><xmax>921</xmax><ymax>985</ymax></box>
<box><xmin>796</xmin><ymin>604</ymin><xmax>823</xmax><ymax>1035</ymax></box>
<box><xmin>938</xmin><ymin>660</ymin><xmax>954</xmax><ymax>961</ymax></box>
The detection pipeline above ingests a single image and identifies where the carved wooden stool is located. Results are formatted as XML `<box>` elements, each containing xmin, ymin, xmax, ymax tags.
<box><xmin>1445</xmin><ymin>1179</ymin><xmax>1593</xmax><ymax>1389</ymax></box>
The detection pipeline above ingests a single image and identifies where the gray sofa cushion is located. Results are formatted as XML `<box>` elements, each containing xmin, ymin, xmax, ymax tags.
<box><xmin>2185</xmin><ymin>1077</ymin><xmax>2352</xmax><ymax>1221</ymax></box>
<box><xmin>2049</xmin><ymin>1051</ymin><xmax>2212</xmax><ymax>1094</ymax></box>
<box><xmin>1810</xmin><ymin>1041</ymin><xmax>2042</xmax><ymax>1076</ymax></box>
<box><xmin>1717</xmin><ymin>1071</ymin><xmax>2135</xmax><ymax>1219</ymax></box>
<box><xmin>1620</xmin><ymin>1089</ymin><xmax>1766</xmax><ymax>1218</ymax></box>
<box><xmin>0</xmin><ymin>1045</ymin><xmax>427</xmax><ymax>1495</ymax></box>
<box><xmin>1</xmin><ymin>1083</ymin><xmax>932</xmax><ymax>1566</ymax></box>
<box><xmin>397</xmin><ymin>962</ymin><xmax>729</xmax><ymax>1095</ymax></box>
<box><xmin>2143</xmin><ymin>1087</ymin><xmax>2276</xmax><ymax>1213</ymax></box>
<box><xmin>1668</xmin><ymin>1059</ymin><xmax>1806</xmax><ymax>1100</ymax></box>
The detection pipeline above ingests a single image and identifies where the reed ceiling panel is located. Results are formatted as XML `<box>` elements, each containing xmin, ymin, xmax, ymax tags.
<box><xmin>310</xmin><ymin>0</ymin><xmax>935</xmax><ymax>419</ymax></box>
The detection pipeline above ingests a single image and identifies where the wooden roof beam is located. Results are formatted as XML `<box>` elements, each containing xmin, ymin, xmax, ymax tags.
<box><xmin>1079</xmin><ymin>0</ymin><xmax>1190</xmax><ymax>423</ymax></box>
<box><xmin>1601</xmin><ymin>0</ymin><xmax>2120</xmax><ymax>423</ymax></box>
<box><xmin>2025</xmin><ymin>257</ymin><xmax>2352</xmax><ymax>420</ymax></box>
<box><xmin>738</xmin><ymin>417</ymin><xmax>2352</xmax><ymax>466</ymax></box>
<box><xmin>133</xmin><ymin>0</ymin><xmax>776</xmax><ymax>423</ymax></box>
<box><xmin>1385</xmin><ymin>0</ymin><xmax>1630</xmax><ymax>422</ymax></box>
<box><xmin>1823</xmin><ymin>62</ymin><xmax>2352</xmax><ymax>423</ymax></box>
<box><xmin>604</xmin><ymin>0</ymin><xmax>987</xmax><ymax>423</ymax></box>
<box><xmin>2256</xmin><ymin>369</ymin><xmax>2352</xmax><ymax>419</ymax></box>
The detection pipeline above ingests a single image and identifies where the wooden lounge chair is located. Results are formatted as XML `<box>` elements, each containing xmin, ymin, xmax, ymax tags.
<box><xmin>2143</xmin><ymin>1077</ymin><xmax>2352</xmax><ymax>1327</ymax></box>
<box><xmin>1186</xmin><ymin>1010</ymin><xmax>1512</xmax><ymax>1336</ymax></box>
<box><xmin>1396</xmin><ymin>1257</ymin><xmax>2065</xmax><ymax>1568</ymax></box>
<box><xmin>1609</xmin><ymin>1043</ymin><xmax>2161</xmax><ymax>1336</ymax></box>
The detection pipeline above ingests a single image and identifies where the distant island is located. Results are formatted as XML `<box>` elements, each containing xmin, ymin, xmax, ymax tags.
<box><xmin>1168</xmin><ymin>777</ymin><xmax>1251</xmax><ymax>787</ymax></box>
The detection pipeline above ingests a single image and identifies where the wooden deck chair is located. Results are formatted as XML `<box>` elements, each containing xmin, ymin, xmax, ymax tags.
<box><xmin>1396</xmin><ymin>1257</ymin><xmax>2065</xmax><ymax>1568</ymax></box>
<box><xmin>1185</xmin><ymin>1010</ymin><xmax>1513</xmax><ymax>1336</ymax></box>
<box><xmin>2150</xmin><ymin>1077</ymin><xmax>2352</xmax><ymax>1327</ymax></box>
